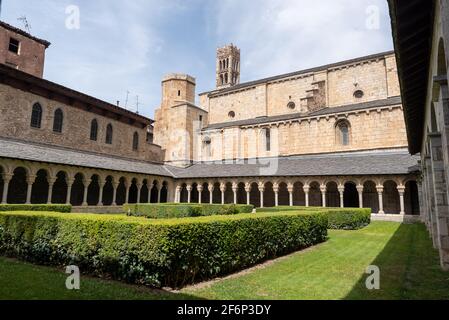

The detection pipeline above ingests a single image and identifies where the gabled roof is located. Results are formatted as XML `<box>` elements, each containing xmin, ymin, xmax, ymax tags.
<box><xmin>388</xmin><ymin>0</ymin><xmax>436</xmax><ymax>154</ymax></box>
<box><xmin>0</xmin><ymin>21</ymin><xmax>51</xmax><ymax>48</ymax></box>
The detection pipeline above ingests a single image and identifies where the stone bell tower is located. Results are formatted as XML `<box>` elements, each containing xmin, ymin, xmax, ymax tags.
<box><xmin>216</xmin><ymin>44</ymin><xmax>240</xmax><ymax>89</ymax></box>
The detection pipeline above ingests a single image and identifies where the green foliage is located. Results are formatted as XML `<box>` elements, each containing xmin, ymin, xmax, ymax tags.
<box><xmin>0</xmin><ymin>211</ymin><xmax>327</xmax><ymax>289</ymax></box>
<box><xmin>124</xmin><ymin>203</ymin><xmax>254</xmax><ymax>219</ymax></box>
<box><xmin>257</xmin><ymin>206</ymin><xmax>371</xmax><ymax>230</ymax></box>
<box><xmin>0</xmin><ymin>204</ymin><xmax>72</xmax><ymax>213</ymax></box>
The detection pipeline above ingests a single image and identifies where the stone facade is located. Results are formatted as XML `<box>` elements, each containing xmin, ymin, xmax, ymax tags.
<box><xmin>0</xmin><ymin>21</ymin><xmax>49</xmax><ymax>78</ymax></box>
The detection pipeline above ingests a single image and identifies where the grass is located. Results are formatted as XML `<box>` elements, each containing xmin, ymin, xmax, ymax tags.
<box><xmin>1</xmin><ymin>222</ymin><xmax>448</xmax><ymax>300</ymax></box>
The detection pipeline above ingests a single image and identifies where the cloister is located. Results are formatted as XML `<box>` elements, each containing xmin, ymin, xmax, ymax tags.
<box><xmin>0</xmin><ymin>158</ymin><xmax>420</xmax><ymax>215</ymax></box>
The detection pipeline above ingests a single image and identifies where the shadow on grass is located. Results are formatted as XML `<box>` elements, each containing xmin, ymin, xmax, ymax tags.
<box><xmin>344</xmin><ymin>223</ymin><xmax>449</xmax><ymax>300</ymax></box>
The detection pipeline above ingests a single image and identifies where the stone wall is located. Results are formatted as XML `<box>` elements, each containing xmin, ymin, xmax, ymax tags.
<box><xmin>0</xmin><ymin>83</ymin><xmax>163</xmax><ymax>163</ymax></box>
<box><xmin>0</xmin><ymin>25</ymin><xmax>47</xmax><ymax>78</ymax></box>
<box><xmin>200</xmin><ymin>105</ymin><xmax>407</xmax><ymax>161</ymax></box>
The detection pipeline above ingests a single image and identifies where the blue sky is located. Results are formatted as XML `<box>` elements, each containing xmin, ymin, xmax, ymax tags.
<box><xmin>1</xmin><ymin>0</ymin><xmax>393</xmax><ymax>118</ymax></box>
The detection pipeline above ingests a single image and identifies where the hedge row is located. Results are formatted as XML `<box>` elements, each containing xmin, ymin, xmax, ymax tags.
<box><xmin>0</xmin><ymin>204</ymin><xmax>72</xmax><ymax>213</ymax></box>
<box><xmin>0</xmin><ymin>211</ymin><xmax>327</xmax><ymax>288</ymax></box>
<box><xmin>124</xmin><ymin>203</ymin><xmax>254</xmax><ymax>219</ymax></box>
<box><xmin>258</xmin><ymin>206</ymin><xmax>371</xmax><ymax>230</ymax></box>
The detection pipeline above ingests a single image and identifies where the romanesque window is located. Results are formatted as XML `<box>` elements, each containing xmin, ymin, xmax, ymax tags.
<box><xmin>263</xmin><ymin>128</ymin><xmax>271</xmax><ymax>152</ymax></box>
<box><xmin>90</xmin><ymin>119</ymin><xmax>98</xmax><ymax>141</ymax></box>
<box><xmin>353</xmin><ymin>90</ymin><xmax>364</xmax><ymax>99</ymax></box>
<box><xmin>105</xmin><ymin>124</ymin><xmax>113</xmax><ymax>145</ymax></box>
<box><xmin>336</xmin><ymin>120</ymin><xmax>350</xmax><ymax>146</ymax></box>
<box><xmin>53</xmin><ymin>109</ymin><xmax>63</xmax><ymax>133</ymax></box>
<box><xmin>132</xmin><ymin>132</ymin><xmax>139</xmax><ymax>151</ymax></box>
<box><xmin>30</xmin><ymin>103</ymin><xmax>43</xmax><ymax>129</ymax></box>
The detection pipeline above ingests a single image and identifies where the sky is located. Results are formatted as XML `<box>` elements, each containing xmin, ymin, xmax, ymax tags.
<box><xmin>1</xmin><ymin>0</ymin><xmax>394</xmax><ymax>119</ymax></box>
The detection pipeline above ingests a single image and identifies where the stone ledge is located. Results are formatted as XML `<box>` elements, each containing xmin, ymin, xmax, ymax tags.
<box><xmin>72</xmin><ymin>206</ymin><xmax>124</xmax><ymax>214</ymax></box>
<box><xmin>371</xmin><ymin>214</ymin><xmax>421</xmax><ymax>223</ymax></box>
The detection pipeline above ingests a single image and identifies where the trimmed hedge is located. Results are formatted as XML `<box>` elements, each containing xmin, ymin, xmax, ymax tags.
<box><xmin>124</xmin><ymin>203</ymin><xmax>254</xmax><ymax>219</ymax></box>
<box><xmin>258</xmin><ymin>206</ymin><xmax>371</xmax><ymax>230</ymax></box>
<box><xmin>0</xmin><ymin>211</ymin><xmax>327</xmax><ymax>288</ymax></box>
<box><xmin>0</xmin><ymin>204</ymin><xmax>72</xmax><ymax>213</ymax></box>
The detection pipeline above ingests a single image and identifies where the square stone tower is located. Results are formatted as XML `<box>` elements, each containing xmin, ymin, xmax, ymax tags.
<box><xmin>216</xmin><ymin>44</ymin><xmax>240</xmax><ymax>89</ymax></box>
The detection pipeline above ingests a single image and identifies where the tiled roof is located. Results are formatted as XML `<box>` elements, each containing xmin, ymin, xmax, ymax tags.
<box><xmin>168</xmin><ymin>149</ymin><xmax>419</xmax><ymax>179</ymax></box>
<box><xmin>0</xmin><ymin>138</ymin><xmax>419</xmax><ymax>179</ymax></box>
<box><xmin>204</xmin><ymin>96</ymin><xmax>402</xmax><ymax>130</ymax></box>
<box><xmin>0</xmin><ymin>138</ymin><xmax>172</xmax><ymax>177</ymax></box>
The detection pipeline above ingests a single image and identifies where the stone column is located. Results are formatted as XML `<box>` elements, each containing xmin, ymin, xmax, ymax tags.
<box><xmin>175</xmin><ymin>185</ymin><xmax>182</xmax><ymax>203</ymax></box>
<box><xmin>136</xmin><ymin>182</ymin><xmax>143</xmax><ymax>204</ymax></box>
<box><xmin>112</xmin><ymin>181</ymin><xmax>119</xmax><ymax>206</ymax></box>
<box><xmin>273</xmin><ymin>183</ymin><xmax>279</xmax><ymax>207</ymax></box>
<box><xmin>25</xmin><ymin>175</ymin><xmax>36</xmax><ymax>205</ymax></box>
<box><xmin>338</xmin><ymin>185</ymin><xmax>345</xmax><ymax>208</ymax></box>
<box><xmin>1</xmin><ymin>173</ymin><xmax>13</xmax><ymax>204</ymax></box>
<box><xmin>197</xmin><ymin>184</ymin><xmax>203</xmax><ymax>204</ymax></box>
<box><xmin>66</xmin><ymin>178</ymin><xmax>75</xmax><ymax>205</ymax></box>
<box><xmin>220</xmin><ymin>183</ymin><xmax>226</xmax><ymax>205</ymax></box>
<box><xmin>288</xmin><ymin>183</ymin><xmax>294</xmax><ymax>207</ymax></box>
<box><xmin>147</xmin><ymin>182</ymin><xmax>153</xmax><ymax>203</ymax></box>
<box><xmin>186</xmin><ymin>185</ymin><xmax>192</xmax><ymax>203</ymax></box>
<box><xmin>397</xmin><ymin>185</ymin><xmax>406</xmax><ymax>215</ymax></box>
<box><xmin>320</xmin><ymin>185</ymin><xmax>327</xmax><ymax>208</ymax></box>
<box><xmin>124</xmin><ymin>182</ymin><xmax>130</xmax><ymax>205</ymax></box>
<box><xmin>157</xmin><ymin>188</ymin><xmax>162</xmax><ymax>203</ymax></box>
<box><xmin>259</xmin><ymin>183</ymin><xmax>265</xmax><ymax>208</ymax></box>
<box><xmin>47</xmin><ymin>177</ymin><xmax>56</xmax><ymax>204</ymax></box>
<box><xmin>232</xmin><ymin>182</ymin><xmax>238</xmax><ymax>204</ymax></box>
<box><xmin>357</xmin><ymin>185</ymin><xmax>364</xmax><ymax>208</ymax></box>
<box><xmin>208</xmin><ymin>183</ymin><xmax>214</xmax><ymax>204</ymax></box>
<box><xmin>97</xmin><ymin>178</ymin><xmax>105</xmax><ymax>206</ymax></box>
<box><xmin>245</xmin><ymin>183</ymin><xmax>251</xmax><ymax>205</ymax></box>
<box><xmin>82</xmin><ymin>179</ymin><xmax>91</xmax><ymax>206</ymax></box>
<box><xmin>376</xmin><ymin>185</ymin><xmax>384</xmax><ymax>214</ymax></box>
<box><xmin>303</xmin><ymin>185</ymin><xmax>310</xmax><ymax>207</ymax></box>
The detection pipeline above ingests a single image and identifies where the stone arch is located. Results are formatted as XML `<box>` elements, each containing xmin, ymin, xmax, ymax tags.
<box><xmin>180</xmin><ymin>183</ymin><xmax>188</xmax><ymax>203</ymax></box>
<box><xmin>264</xmin><ymin>182</ymin><xmax>275</xmax><ymax>207</ymax></box>
<box><xmin>70</xmin><ymin>173</ymin><xmax>85</xmax><ymax>206</ymax></box>
<box><xmin>212</xmin><ymin>182</ymin><xmax>221</xmax><ymax>204</ymax></box>
<box><xmin>309</xmin><ymin>181</ymin><xmax>322</xmax><ymax>207</ymax></box>
<box><xmin>87</xmin><ymin>174</ymin><xmax>100</xmax><ymax>206</ymax></box>
<box><xmin>326</xmin><ymin>181</ymin><xmax>339</xmax><ymax>207</ymax></box>
<box><xmin>7</xmin><ymin>167</ymin><xmax>28</xmax><ymax>204</ymax></box>
<box><xmin>160</xmin><ymin>181</ymin><xmax>169</xmax><ymax>203</ymax></box>
<box><xmin>201</xmin><ymin>182</ymin><xmax>210</xmax><ymax>204</ymax></box>
<box><xmin>363</xmin><ymin>180</ymin><xmax>378</xmax><ymax>213</ymax></box>
<box><xmin>405</xmin><ymin>180</ymin><xmax>420</xmax><ymax>215</ymax></box>
<box><xmin>237</xmin><ymin>182</ymin><xmax>246</xmax><ymax>204</ymax></box>
<box><xmin>249</xmin><ymin>182</ymin><xmax>260</xmax><ymax>207</ymax></box>
<box><xmin>52</xmin><ymin>171</ymin><xmax>68</xmax><ymax>204</ymax></box>
<box><xmin>128</xmin><ymin>178</ymin><xmax>139</xmax><ymax>204</ymax></box>
<box><xmin>335</xmin><ymin>119</ymin><xmax>351</xmax><ymax>146</ymax></box>
<box><xmin>224</xmin><ymin>182</ymin><xmax>233</xmax><ymax>204</ymax></box>
<box><xmin>31</xmin><ymin>169</ymin><xmax>49</xmax><ymax>204</ymax></box>
<box><xmin>116</xmin><ymin>177</ymin><xmax>127</xmax><ymax>205</ymax></box>
<box><xmin>191</xmin><ymin>183</ymin><xmax>199</xmax><ymax>203</ymax></box>
<box><xmin>383</xmin><ymin>180</ymin><xmax>400</xmax><ymax>214</ymax></box>
<box><xmin>293</xmin><ymin>181</ymin><xmax>305</xmax><ymax>206</ymax></box>
<box><xmin>278</xmin><ymin>182</ymin><xmax>289</xmax><ymax>206</ymax></box>
<box><xmin>344</xmin><ymin>181</ymin><xmax>359</xmax><ymax>208</ymax></box>
<box><xmin>102</xmin><ymin>176</ymin><xmax>114</xmax><ymax>206</ymax></box>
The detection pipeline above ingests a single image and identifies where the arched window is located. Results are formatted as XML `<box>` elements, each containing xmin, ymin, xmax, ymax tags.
<box><xmin>105</xmin><ymin>124</ymin><xmax>113</xmax><ymax>144</ymax></box>
<box><xmin>90</xmin><ymin>119</ymin><xmax>98</xmax><ymax>141</ymax></box>
<box><xmin>225</xmin><ymin>73</ymin><xmax>228</xmax><ymax>84</ymax></box>
<box><xmin>53</xmin><ymin>108</ymin><xmax>63</xmax><ymax>133</ymax></box>
<box><xmin>132</xmin><ymin>132</ymin><xmax>139</xmax><ymax>151</ymax></box>
<box><xmin>336</xmin><ymin>120</ymin><xmax>350</xmax><ymax>146</ymax></box>
<box><xmin>263</xmin><ymin>128</ymin><xmax>271</xmax><ymax>152</ymax></box>
<box><xmin>30</xmin><ymin>103</ymin><xmax>42</xmax><ymax>128</ymax></box>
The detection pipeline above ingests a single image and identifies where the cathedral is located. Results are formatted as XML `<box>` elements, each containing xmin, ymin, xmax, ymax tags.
<box><xmin>0</xmin><ymin>20</ymin><xmax>420</xmax><ymax>217</ymax></box>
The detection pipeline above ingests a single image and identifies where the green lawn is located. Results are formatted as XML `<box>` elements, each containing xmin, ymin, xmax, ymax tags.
<box><xmin>1</xmin><ymin>222</ymin><xmax>448</xmax><ymax>300</ymax></box>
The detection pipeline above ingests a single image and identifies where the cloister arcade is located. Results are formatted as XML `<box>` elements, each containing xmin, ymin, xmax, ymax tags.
<box><xmin>0</xmin><ymin>159</ymin><xmax>420</xmax><ymax>215</ymax></box>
